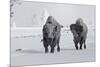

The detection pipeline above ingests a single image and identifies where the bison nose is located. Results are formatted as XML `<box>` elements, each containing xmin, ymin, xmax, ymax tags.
<box><xmin>48</xmin><ymin>38</ymin><xmax>53</xmax><ymax>44</ymax></box>
<box><xmin>48</xmin><ymin>34</ymin><xmax>53</xmax><ymax>39</ymax></box>
<box><xmin>48</xmin><ymin>38</ymin><xmax>52</xmax><ymax>41</ymax></box>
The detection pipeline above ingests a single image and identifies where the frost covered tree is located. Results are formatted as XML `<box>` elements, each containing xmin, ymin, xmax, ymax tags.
<box><xmin>40</xmin><ymin>8</ymin><xmax>49</xmax><ymax>26</ymax></box>
<box><xmin>10</xmin><ymin>0</ymin><xmax>23</xmax><ymax>27</ymax></box>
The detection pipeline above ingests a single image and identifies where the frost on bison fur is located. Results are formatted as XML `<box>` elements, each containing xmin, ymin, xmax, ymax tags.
<box><xmin>70</xmin><ymin>18</ymin><xmax>88</xmax><ymax>50</ymax></box>
<box><xmin>42</xmin><ymin>16</ymin><xmax>61</xmax><ymax>53</ymax></box>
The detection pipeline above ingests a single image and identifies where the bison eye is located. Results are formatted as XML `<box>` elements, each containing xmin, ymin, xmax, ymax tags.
<box><xmin>48</xmin><ymin>21</ymin><xmax>52</xmax><ymax>24</ymax></box>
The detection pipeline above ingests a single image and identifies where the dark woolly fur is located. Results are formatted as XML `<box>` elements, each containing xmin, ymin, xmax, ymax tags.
<box><xmin>42</xmin><ymin>16</ymin><xmax>61</xmax><ymax>53</ymax></box>
<box><xmin>70</xmin><ymin>18</ymin><xmax>88</xmax><ymax>50</ymax></box>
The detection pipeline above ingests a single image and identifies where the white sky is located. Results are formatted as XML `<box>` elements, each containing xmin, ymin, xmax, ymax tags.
<box><xmin>12</xmin><ymin>1</ymin><xmax>95</xmax><ymax>27</ymax></box>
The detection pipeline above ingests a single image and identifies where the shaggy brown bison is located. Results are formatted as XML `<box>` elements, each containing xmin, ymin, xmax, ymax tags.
<box><xmin>70</xmin><ymin>18</ymin><xmax>88</xmax><ymax>50</ymax></box>
<box><xmin>42</xmin><ymin>16</ymin><xmax>61</xmax><ymax>53</ymax></box>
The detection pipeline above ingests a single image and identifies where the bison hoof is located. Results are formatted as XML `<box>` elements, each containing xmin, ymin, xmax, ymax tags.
<box><xmin>84</xmin><ymin>46</ymin><xmax>86</xmax><ymax>49</ymax></box>
<box><xmin>45</xmin><ymin>50</ymin><xmax>48</xmax><ymax>53</ymax></box>
<box><xmin>84</xmin><ymin>48</ymin><xmax>86</xmax><ymax>49</ymax></box>
<box><xmin>45</xmin><ymin>48</ymin><xmax>48</xmax><ymax>53</ymax></box>
<box><xmin>80</xmin><ymin>48</ymin><xmax>82</xmax><ymax>50</ymax></box>
<box><xmin>50</xmin><ymin>51</ymin><xmax>54</xmax><ymax>53</ymax></box>
<box><xmin>50</xmin><ymin>50</ymin><xmax>54</xmax><ymax>53</ymax></box>
<box><xmin>57</xmin><ymin>48</ymin><xmax>60</xmax><ymax>52</ymax></box>
<box><xmin>76</xmin><ymin>48</ymin><xmax>78</xmax><ymax>50</ymax></box>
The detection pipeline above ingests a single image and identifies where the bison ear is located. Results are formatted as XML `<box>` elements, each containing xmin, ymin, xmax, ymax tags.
<box><xmin>70</xmin><ymin>25</ymin><xmax>72</xmax><ymax>30</ymax></box>
<box><xmin>70</xmin><ymin>24</ymin><xmax>74</xmax><ymax>31</ymax></box>
<box><xmin>61</xmin><ymin>25</ymin><xmax>63</xmax><ymax>28</ymax></box>
<box><xmin>55</xmin><ymin>26</ymin><xmax>57</xmax><ymax>32</ymax></box>
<box><xmin>43</xmin><ymin>25</ymin><xmax>47</xmax><ymax>32</ymax></box>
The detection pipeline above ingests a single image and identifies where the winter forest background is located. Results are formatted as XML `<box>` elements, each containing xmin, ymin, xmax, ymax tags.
<box><xmin>10</xmin><ymin>0</ymin><xmax>95</xmax><ymax>28</ymax></box>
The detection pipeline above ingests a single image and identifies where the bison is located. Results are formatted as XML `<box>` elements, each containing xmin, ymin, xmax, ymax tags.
<box><xmin>42</xmin><ymin>16</ymin><xmax>61</xmax><ymax>53</ymax></box>
<box><xmin>70</xmin><ymin>18</ymin><xmax>88</xmax><ymax>50</ymax></box>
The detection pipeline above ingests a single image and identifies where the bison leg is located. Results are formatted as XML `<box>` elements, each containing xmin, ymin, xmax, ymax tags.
<box><xmin>43</xmin><ymin>39</ymin><xmax>49</xmax><ymax>53</ymax></box>
<box><xmin>50</xmin><ymin>47</ymin><xmax>54</xmax><ymax>53</ymax></box>
<box><xmin>45</xmin><ymin>47</ymin><xmax>48</xmax><ymax>53</ymax></box>
<box><xmin>74</xmin><ymin>39</ymin><xmax>78</xmax><ymax>50</ymax></box>
<box><xmin>50</xmin><ymin>44</ymin><xmax>56</xmax><ymax>53</ymax></box>
<box><xmin>79</xmin><ymin>37</ymin><xmax>84</xmax><ymax>50</ymax></box>
<box><xmin>57</xmin><ymin>45</ymin><xmax>60</xmax><ymax>52</ymax></box>
<box><xmin>57</xmin><ymin>37</ymin><xmax>60</xmax><ymax>52</ymax></box>
<box><xmin>50</xmin><ymin>40</ymin><xmax>56</xmax><ymax>53</ymax></box>
<box><xmin>84</xmin><ymin>40</ymin><xmax>86</xmax><ymax>49</ymax></box>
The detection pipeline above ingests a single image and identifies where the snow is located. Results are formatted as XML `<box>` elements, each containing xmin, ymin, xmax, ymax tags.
<box><xmin>10</xmin><ymin>28</ymin><xmax>95</xmax><ymax>66</ymax></box>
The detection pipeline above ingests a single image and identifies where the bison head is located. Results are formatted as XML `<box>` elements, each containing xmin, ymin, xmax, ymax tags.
<box><xmin>43</xmin><ymin>22</ymin><xmax>57</xmax><ymax>44</ymax></box>
<box><xmin>70</xmin><ymin>24</ymin><xmax>83</xmax><ymax>43</ymax></box>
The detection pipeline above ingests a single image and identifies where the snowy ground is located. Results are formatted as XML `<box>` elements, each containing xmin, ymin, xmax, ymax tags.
<box><xmin>10</xmin><ymin>28</ymin><xmax>95</xmax><ymax>66</ymax></box>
